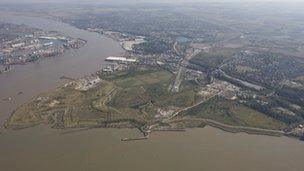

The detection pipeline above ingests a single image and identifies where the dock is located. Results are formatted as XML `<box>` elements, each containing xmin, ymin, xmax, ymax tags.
<box><xmin>121</xmin><ymin>137</ymin><xmax>148</xmax><ymax>142</ymax></box>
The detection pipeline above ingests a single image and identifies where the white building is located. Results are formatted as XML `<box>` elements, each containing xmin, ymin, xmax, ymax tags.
<box><xmin>106</xmin><ymin>56</ymin><xmax>137</xmax><ymax>63</ymax></box>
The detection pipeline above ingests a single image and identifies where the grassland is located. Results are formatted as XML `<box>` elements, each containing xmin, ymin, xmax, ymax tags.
<box><xmin>190</xmin><ymin>47</ymin><xmax>237</xmax><ymax>69</ymax></box>
<box><xmin>5</xmin><ymin>67</ymin><xmax>199</xmax><ymax>129</ymax></box>
<box><xmin>5</xmin><ymin>66</ymin><xmax>287</xmax><ymax>135</ymax></box>
<box><xmin>107</xmin><ymin>68</ymin><xmax>199</xmax><ymax>121</ymax></box>
<box><xmin>6</xmin><ymin>81</ymin><xmax>116</xmax><ymax>129</ymax></box>
<box><xmin>181</xmin><ymin>96</ymin><xmax>285</xmax><ymax>130</ymax></box>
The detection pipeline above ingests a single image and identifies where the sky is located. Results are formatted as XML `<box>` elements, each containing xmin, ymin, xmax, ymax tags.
<box><xmin>1</xmin><ymin>0</ymin><xmax>304</xmax><ymax>3</ymax></box>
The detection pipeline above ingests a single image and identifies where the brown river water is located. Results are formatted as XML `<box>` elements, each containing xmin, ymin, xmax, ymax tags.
<box><xmin>0</xmin><ymin>14</ymin><xmax>303</xmax><ymax>171</ymax></box>
<box><xmin>0</xmin><ymin>14</ymin><xmax>123</xmax><ymax>127</ymax></box>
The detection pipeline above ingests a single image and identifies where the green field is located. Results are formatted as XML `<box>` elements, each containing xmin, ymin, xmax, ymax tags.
<box><xmin>6</xmin><ymin>67</ymin><xmax>198</xmax><ymax>129</ymax></box>
<box><xmin>182</xmin><ymin>96</ymin><xmax>285</xmax><ymax>130</ymax></box>
<box><xmin>6</xmin><ymin>67</ymin><xmax>287</xmax><ymax>132</ymax></box>
<box><xmin>6</xmin><ymin>81</ymin><xmax>116</xmax><ymax>129</ymax></box>
<box><xmin>190</xmin><ymin>47</ymin><xmax>237</xmax><ymax>69</ymax></box>
<box><xmin>109</xmin><ymin>68</ymin><xmax>199</xmax><ymax>120</ymax></box>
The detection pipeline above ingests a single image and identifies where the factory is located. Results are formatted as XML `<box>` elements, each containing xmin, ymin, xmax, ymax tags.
<box><xmin>106</xmin><ymin>56</ymin><xmax>137</xmax><ymax>63</ymax></box>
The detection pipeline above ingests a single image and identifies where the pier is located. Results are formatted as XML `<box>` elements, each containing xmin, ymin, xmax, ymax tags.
<box><xmin>121</xmin><ymin>137</ymin><xmax>149</xmax><ymax>142</ymax></box>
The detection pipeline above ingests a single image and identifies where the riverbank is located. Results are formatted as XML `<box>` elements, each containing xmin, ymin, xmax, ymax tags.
<box><xmin>0</xmin><ymin>23</ymin><xmax>87</xmax><ymax>75</ymax></box>
<box><xmin>169</xmin><ymin>118</ymin><xmax>285</xmax><ymax>137</ymax></box>
<box><xmin>0</xmin><ymin>13</ymin><xmax>301</xmax><ymax>142</ymax></box>
<box><xmin>4</xmin><ymin>62</ymin><xmax>298</xmax><ymax>140</ymax></box>
<box><xmin>1</xmin><ymin>125</ymin><xmax>303</xmax><ymax>171</ymax></box>
<box><xmin>2</xmin><ymin>106</ymin><xmax>284</xmax><ymax>140</ymax></box>
<box><xmin>0</xmin><ymin>13</ymin><xmax>123</xmax><ymax>129</ymax></box>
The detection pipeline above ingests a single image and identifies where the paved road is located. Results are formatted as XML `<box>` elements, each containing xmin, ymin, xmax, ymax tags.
<box><xmin>171</xmin><ymin>47</ymin><xmax>201</xmax><ymax>93</ymax></box>
<box><xmin>165</xmin><ymin>93</ymin><xmax>218</xmax><ymax>122</ymax></box>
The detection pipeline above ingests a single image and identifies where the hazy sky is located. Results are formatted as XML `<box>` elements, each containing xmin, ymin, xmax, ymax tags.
<box><xmin>1</xmin><ymin>0</ymin><xmax>304</xmax><ymax>3</ymax></box>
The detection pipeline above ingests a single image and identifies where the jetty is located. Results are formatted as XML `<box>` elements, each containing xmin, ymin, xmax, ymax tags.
<box><xmin>121</xmin><ymin>137</ymin><xmax>148</xmax><ymax>142</ymax></box>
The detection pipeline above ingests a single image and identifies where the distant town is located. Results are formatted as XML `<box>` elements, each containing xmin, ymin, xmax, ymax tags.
<box><xmin>0</xmin><ymin>23</ymin><xmax>86</xmax><ymax>73</ymax></box>
<box><xmin>2</xmin><ymin>3</ymin><xmax>304</xmax><ymax>142</ymax></box>
<box><xmin>2</xmin><ymin>1</ymin><xmax>304</xmax><ymax>171</ymax></box>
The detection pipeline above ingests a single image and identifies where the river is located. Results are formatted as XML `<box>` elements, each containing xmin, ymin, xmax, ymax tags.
<box><xmin>0</xmin><ymin>14</ymin><xmax>303</xmax><ymax>171</ymax></box>
<box><xmin>0</xmin><ymin>13</ymin><xmax>123</xmax><ymax>128</ymax></box>
<box><xmin>1</xmin><ymin>126</ymin><xmax>303</xmax><ymax>171</ymax></box>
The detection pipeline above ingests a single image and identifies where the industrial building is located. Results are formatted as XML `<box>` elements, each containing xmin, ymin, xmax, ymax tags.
<box><xmin>106</xmin><ymin>56</ymin><xmax>137</xmax><ymax>62</ymax></box>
